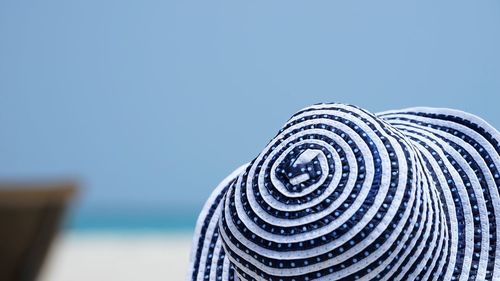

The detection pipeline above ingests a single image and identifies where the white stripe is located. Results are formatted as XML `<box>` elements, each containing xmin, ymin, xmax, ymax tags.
<box><xmin>209</xmin><ymin>239</ymin><xmax>223</xmax><ymax>280</ymax></box>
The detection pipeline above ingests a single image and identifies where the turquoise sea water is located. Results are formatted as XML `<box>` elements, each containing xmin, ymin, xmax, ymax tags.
<box><xmin>65</xmin><ymin>208</ymin><xmax>198</xmax><ymax>233</ymax></box>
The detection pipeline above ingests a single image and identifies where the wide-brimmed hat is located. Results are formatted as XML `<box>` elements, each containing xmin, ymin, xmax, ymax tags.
<box><xmin>187</xmin><ymin>103</ymin><xmax>500</xmax><ymax>281</ymax></box>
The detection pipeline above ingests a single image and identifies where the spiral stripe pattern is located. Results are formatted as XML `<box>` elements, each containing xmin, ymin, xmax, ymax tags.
<box><xmin>187</xmin><ymin>104</ymin><xmax>500</xmax><ymax>281</ymax></box>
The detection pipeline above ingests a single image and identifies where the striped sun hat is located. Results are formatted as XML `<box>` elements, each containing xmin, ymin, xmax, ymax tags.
<box><xmin>187</xmin><ymin>103</ymin><xmax>500</xmax><ymax>281</ymax></box>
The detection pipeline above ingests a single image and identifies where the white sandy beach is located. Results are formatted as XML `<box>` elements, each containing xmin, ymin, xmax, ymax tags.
<box><xmin>38</xmin><ymin>232</ymin><xmax>193</xmax><ymax>281</ymax></box>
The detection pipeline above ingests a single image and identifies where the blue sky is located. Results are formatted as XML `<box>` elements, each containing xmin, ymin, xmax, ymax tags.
<box><xmin>0</xmin><ymin>0</ymin><xmax>499</xmax><ymax>225</ymax></box>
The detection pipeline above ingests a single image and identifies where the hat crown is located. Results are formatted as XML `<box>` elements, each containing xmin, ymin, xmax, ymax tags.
<box><xmin>219</xmin><ymin>104</ymin><xmax>428</xmax><ymax>280</ymax></box>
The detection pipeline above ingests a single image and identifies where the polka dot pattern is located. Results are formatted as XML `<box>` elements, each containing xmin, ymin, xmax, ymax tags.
<box><xmin>187</xmin><ymin>104</ymin><xmax>500</xmax><ymax>281</ymax></box>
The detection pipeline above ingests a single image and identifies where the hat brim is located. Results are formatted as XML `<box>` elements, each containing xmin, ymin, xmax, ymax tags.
<box><xmin>187</xmin><ymin>164</ymin><xmax>248</xmax><ymax>281</ymax></box>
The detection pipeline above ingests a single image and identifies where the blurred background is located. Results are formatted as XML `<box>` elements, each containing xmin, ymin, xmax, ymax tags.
<box><xmin>0</xmin><ymin>0</ymin><xmax>499</xmax><ymax>280</ymax></box>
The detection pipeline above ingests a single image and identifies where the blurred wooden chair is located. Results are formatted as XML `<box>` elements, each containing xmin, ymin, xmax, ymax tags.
<box><xmin>0</xmin><ymin>182</ymin><xmax>77</xmax><ymax>281</ymax></box>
